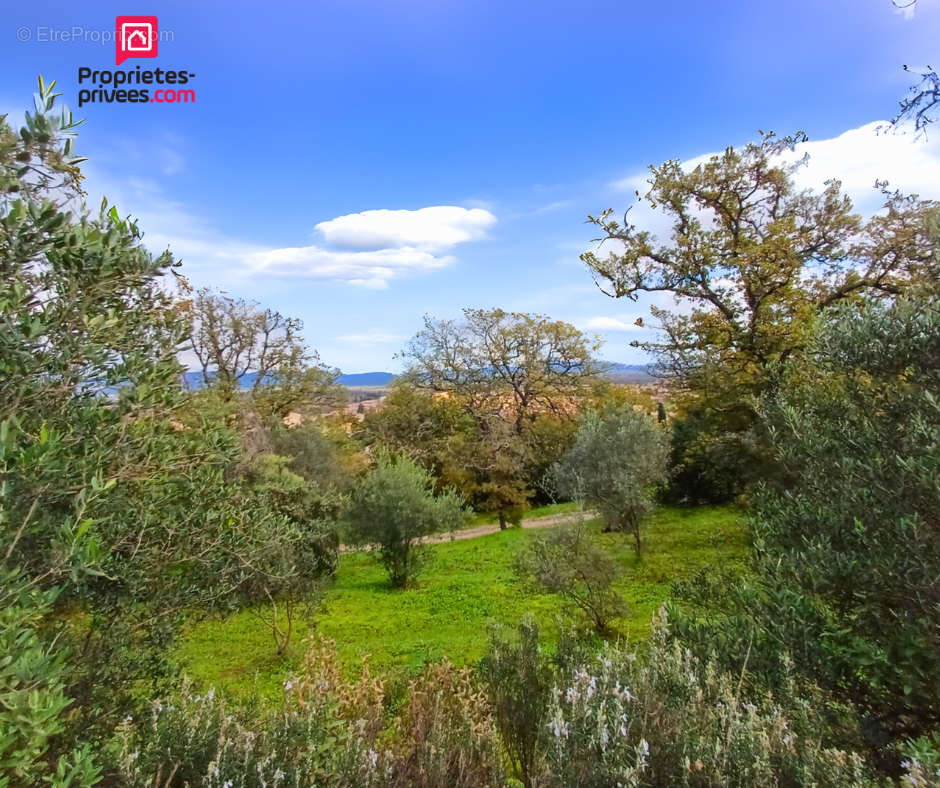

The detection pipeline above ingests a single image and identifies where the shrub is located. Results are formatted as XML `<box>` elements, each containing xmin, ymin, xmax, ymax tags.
<box><xmin>541</xmin><ymin>611</ymin><xmax>871</xmax><ymax>787</ymax></box>
<box><xmin>478</xmin><ymin>618</ymin><xmax>554</xmax><ymax>787</ymax></box>
<box><xmin>115</xmin><ymin>637</ymin><xmax>503</xmax><ymax>787</ymax></box>
<box><xmin>515</xmin><ymin>522</ymin><xmax>626</xmax><ymax>634</ymax></box>
<box><xmin>345</xmin><ymin>453</ymin><xmax>467</xmax><ymax>588</ymax></box>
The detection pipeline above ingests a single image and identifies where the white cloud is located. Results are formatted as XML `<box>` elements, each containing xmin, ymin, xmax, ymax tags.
<box><xmin>611</xmin><ymin>120</ymin><xmax>940</xmax><ymax>215</ymax></box>
<box><xmin>77</xmin><ymin>166</ymin><xmax>492</xmax><ymax>289</ymax></box>
<box><xmin>785</xmin><ymin>122</ymin><xmax>940</xmax><ymax>209</ymax></box>
<box><xmin>315</xmin><ymin>206</ymin><xmax>496</xmax><ymax>251</ymax></box>
<box><xmin>246</xmin><ymin>245</ymin><xmax>452</xmax><ymax>289</ymax></box>
<box><xmin>579</xmin><ymin>316</ymin><xmax>644</xmax><ymax>332</ymax></box>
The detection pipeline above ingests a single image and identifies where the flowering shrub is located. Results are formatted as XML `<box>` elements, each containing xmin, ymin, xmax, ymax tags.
<box><xmin>115</xmin><ymin>637</ymin><xmax>502</xmax><ymax>787</ymax></box>
<box><xmin>541</xmin><ymin>611</ymin><xmax>870</xmax><ymax>787</ymax></box>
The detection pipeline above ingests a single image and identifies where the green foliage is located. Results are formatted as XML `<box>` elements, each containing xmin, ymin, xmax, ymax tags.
<box><xmin>0</xmin><ymin>570</ymin><xmax>100</xmax><ymax>787</ymax></box>
<box><xmin>550</xmin><ymin>405</ymin><xmax>668</xmax><ymax>552</ymax></box>
<box><xmin>478</xmin><ymin>618</ymin><xmax>554</xmax><ymax>786</ymax></box>
<box><xmin>664</xmin><ymin>405</ymin><xmax>762</xmax><ymax>504</ymax></box>
<box><xmin>672</xmin><ymin>296</ymin><xmax>940</xmax><ymax>768</ymax></box>
<box><xmin>345</xmin><ymin>453</ymin><xmax>467</xmax><ymax>587</ymax></box>
<box><xmin>583</xmin><ymin>131</ymin><xmax>939</xmax><ymax>489</ymax></box>
<box><xmin>516</xmin><ymin>522</ymin><xmax>626</xmax><ymax>634</ymax></box>
<box><xmin>0</xmin><ymin>78</ymin><xmax>339</xmax><ymax>762</ymax></box>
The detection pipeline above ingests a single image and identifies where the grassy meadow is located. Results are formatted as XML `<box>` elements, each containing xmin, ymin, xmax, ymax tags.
<box><xmin>178</xmin><ymin>504</ymin><xmax>746</xmax><ymax>699</ymax></box>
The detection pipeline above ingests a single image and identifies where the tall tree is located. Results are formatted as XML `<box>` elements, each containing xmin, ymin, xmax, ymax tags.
<box><xmin>185</xmin><ymin>287</ymin><xmax>340</xmax><ymax>417</ymax></box>
<box><xmin>582</xmin><ymin>132</ymin><xmax>939</xmax><ymax>487</ymax></box>
<box><xmin>400</xmin><ymin>309</ymin><xmax>600</xmax><ymax>525</ymax></box>
<box><xmin>0</xmin><ymin>79</ymin><xmax>328</xmax><ymax>774</ymax></box>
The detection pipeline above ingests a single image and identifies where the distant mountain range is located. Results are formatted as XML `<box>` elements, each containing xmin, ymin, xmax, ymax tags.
<box><xmin>336</xmin><ymin>372</ymin><xmax>396</xmax><ymax>386</ymax></box>
<box><xmin>182</xmin><ymin>365</ymin><xmax>651</xmax><ymax>390</ymax></box>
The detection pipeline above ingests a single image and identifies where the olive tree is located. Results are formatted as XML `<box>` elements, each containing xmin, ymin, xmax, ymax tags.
<box><xmin>0</xmin><ymin>78</ymin><xmax>330</xmax><ymax>769</ymax></box>
<box><xmin>345</xmin><ymin>454</ymin><xmax>467</xmax><ymax>587</ymax></box>
<box><xmin>550</xmin><ymin>406</ymin><xmax>668</xmax><ymax>553</ymax></box>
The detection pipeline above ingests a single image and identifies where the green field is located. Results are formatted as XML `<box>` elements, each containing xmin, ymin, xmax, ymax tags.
<box><xmin>178</xmin><ymin>505</ymin><xmax>746</xmax><ymax>699</ymax></box>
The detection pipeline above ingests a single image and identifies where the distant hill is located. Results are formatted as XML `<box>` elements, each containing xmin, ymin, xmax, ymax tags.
<box><xmin>182</xmin><ymin>366</ymin><xmax>648</xmax><ymax>389</ymax></box>
<box><xmin>182</xmin><ymin>370</ymin><xmax>396</xmax><ymax>389</ymax></box>
<box><xmin>602</xmin><ymin>363</ymin><xmax>655</xmax><ymax>382</ymax></box>
<box><xmin>336</xmin><ymin>372</ymin><xmax>395</xmax><ymax>387</ymax></box>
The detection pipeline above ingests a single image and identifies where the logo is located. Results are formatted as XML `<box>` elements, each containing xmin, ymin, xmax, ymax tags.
<box><xmin>115</xmin><ymin>16</ymin><xmax>158</xmax><ymax>65</ymax></box>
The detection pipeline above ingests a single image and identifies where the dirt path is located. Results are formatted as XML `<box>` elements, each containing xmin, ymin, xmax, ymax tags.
<box><xmin>424</xmin><ymin>510</ymin><xmax>595</xmax><ymax>544</ymax></box>
<box><xmin>341</xmin><ymin>510</ymin><xmax>595</xmax><ymax>553</ymax></box>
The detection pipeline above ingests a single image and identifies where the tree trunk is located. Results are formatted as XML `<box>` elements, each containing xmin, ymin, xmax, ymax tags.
<box><xmin>499</xmin><ymin>511</ymin><xmax>507</xmax><ymax>530</ymax></box>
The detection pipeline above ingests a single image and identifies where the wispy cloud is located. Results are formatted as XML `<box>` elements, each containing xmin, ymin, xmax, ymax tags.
<box><xmin>578</xmin><ymin>315</ymin><xmax>644</xmax><ymax>332</ymax></box>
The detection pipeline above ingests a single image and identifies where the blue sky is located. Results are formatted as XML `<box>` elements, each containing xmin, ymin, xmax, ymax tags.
<box><xmin>4</xmin><ymin>0</ymin><xmax>940</xmax><ymax>372</ymax></box>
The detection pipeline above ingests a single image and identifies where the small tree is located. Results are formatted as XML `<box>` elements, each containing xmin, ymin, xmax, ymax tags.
<box><xmin>345</xmin><ymin>454</ymin><xmax>467</xmax><ymax>587</ymax></box>
<box><xmin>550</xmin><ymin>406</ymin><xmax>668</xmax><ymax>553</ymax></box>
<box><xmin>516</xmin><ymin>522</ymin><xmax>626</xmax><ymax>634</ymax></box>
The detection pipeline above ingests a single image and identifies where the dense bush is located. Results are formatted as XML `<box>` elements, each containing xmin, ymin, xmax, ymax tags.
<box><xmin>672</xmin><ymin>296</ymin><xmax>940</xmax><ymax>771</ymax></box>
<box><xmin>663</xmin><ymin>405</ymin><xmax>762</xmax><ymax>505</ymax></box>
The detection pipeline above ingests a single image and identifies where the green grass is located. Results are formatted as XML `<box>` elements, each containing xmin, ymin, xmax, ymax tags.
<box><xmin>178</xmin><ymin>505</ymin><xmax>746</xmax><ymax>699</ymax></box>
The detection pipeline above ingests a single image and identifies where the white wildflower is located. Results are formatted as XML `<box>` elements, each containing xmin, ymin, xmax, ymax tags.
<box><xmin>547</xmin><ymin>717</ymin><xmax>569</xmax><ymax>739</ymax></box>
